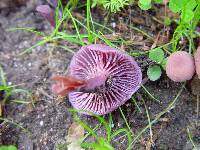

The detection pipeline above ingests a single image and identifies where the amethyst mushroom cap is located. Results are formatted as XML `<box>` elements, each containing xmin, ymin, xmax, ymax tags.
<box><xmin>52</xmin><ymin>44</ymin><xmax>142</xmax><ymax>115</ymax></box>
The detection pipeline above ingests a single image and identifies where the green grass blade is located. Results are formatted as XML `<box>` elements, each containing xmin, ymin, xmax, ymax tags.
<box><xmin>187</xmin><ymin>127</ymin><xmax>197</xmax><ymax>150</ymax></box>
<box><xmin>141</xmin><ymin>85</ymin><xmax>160</xmax><ymax>103</ymax></box>
<box><xmin>19</xmin><ymin>38</ymin><xmax>50</xmax><ymax>55</ymax></box>
<box><xmin>66</xmin><ymin>9</ymin><xmax>84</xmax><ymax>45</ymax></box>
<box><xmin>131</xmin><ymin>97</ymin><xmax>142</xmax><ymax>113</ymax></box>
<box><xmin>0</xmin><ymin>65</ymin><xmax>7</xmax><ymax>86</ymax></box>
<box><xmin>119</xmin><ymin>107</ymin><xmax>132</xmax><ymax>133</ymax></box>
<box><xmin>0</xmin><ymin>117</ymin><xmax>31</xmax><ymax>134</ymax></box>
<box><xmin>7</xmin><ymin>28</ymin><xmax>45</xmax><ymax>36</ymax></box>
<box><xmin>87</xmin><ymin>0</ymin><xmax>93</xmax><ymax>43</ymax></box>
<box><xmin>127</xmin><ymin>83</ymin><xmax>185</xmax><ymax>149</ymax></box>
<box><xmin>111</xmin><ymin>128</ymin><xmax>132</xmax><ymax>149</ymax></box>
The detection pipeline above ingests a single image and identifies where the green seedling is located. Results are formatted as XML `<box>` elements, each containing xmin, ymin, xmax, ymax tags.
<box><xmin>92</xmin><ymin>0</ymin><xmax>129</xmax><ymax>13</ymax></box>
<box><xmin>138</xmin><ymin>0</ymin><xmax>163</xmax><ymax>10</ymax></box>
<box><xmin>136</xmin><ymin>0</ymin><xmax>200</xmax><ymax>53</ymax></box>
<box><xmin>0</xmin><ymin>145</ymin><xmax>17</xmax><ymax>150</ymax></box>
<box><xmin>169</xmin><ymin>0</ymin><xmax>199</xmax><ymax>52</ymax></box>
<box><xmin>147</xmin><ymin>48</ymin><xmax>167</xmax><ymax>81</ymax></box>
<box><xmin>0</xmin><ymin>65</ymin><xmax>33</xmax><ymax>110</ymax></box>
<box><xmin>58</xmin><ymin>109</ymin><xmax>133</xmax><ymax>150</ymax></box>
<box><xmin>169</xmin><ymin>0</ymin><xmax>197</xmax><ymax>23</ymax></box>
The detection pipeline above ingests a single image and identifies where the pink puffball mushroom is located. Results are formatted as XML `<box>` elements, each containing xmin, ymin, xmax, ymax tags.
<box><xmin>194</xmin><ymin>46</ymin><xmax>200</xmax><ymax>79</ymax></box>
<box><xmin>166</xmin><ymin>51</ymin><xmax>195</xmax><ymax>82</ymax></box>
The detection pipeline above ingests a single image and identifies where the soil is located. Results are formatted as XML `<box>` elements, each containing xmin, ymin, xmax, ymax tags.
<box><xmin>0</xmin><ymin>0</ymin><xmax>199</xmax><ymax>150</ymax></box>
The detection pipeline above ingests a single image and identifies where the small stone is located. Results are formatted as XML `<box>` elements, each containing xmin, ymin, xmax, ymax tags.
<box><xmin>39</xmin><ymin>120</ymin><xmax>44</xmax><ymax>126</ymax></box>
<box><xmin>28</xmin><ymin>62</ymin><xmax>32</xmax><ymax>67</ymax></box>
<box><xmin>111</xmin><ymin>22</ymin><xmax>116</xmax><ymax>28</ymax></box>
<box><xmin>7</xmin><ymin>81</ymin><xmax>12</xmax><ymax>85</ymax></box>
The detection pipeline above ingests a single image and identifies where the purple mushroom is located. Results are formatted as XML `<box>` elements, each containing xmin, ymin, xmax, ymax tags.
<box><xmin>52</xmin><ymin>44</ymin><xmax>142</xmax><ymax>115</ymax></box>
<box><xmin>36</xmin><ymin>5</ymin><xmax>55</xmax><ymax>27</ymax></box>
<box><xmin>36</xmin><ymin>0</ymin><xmax>61</xmax><ymax>27</ymax></box>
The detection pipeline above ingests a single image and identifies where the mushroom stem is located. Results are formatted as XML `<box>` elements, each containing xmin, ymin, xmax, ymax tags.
<box><xmin>51</xmin><ymin>75</ymin><xmax>86</xmax><ymax>96</ymax></box>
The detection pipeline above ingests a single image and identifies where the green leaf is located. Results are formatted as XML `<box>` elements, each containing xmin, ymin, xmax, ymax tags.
<box><xmin>169</xmin><ymin>0</ymin><xmax>188</xmax><ymax>13</ymax></box>
<box><xmin>147</xmin><ymin>65</ymin><xmax>162</xmax><ymax>81</ymax></box>
<box><xmin>139</xmin><ymin>0</ymin><xmax>151</xmax><ymax>5</ymax></box>
<box><xmin>181</xmin><ymin>9</ymin><xmax>194</xmax><ymax>23</ymax></box>
<box><xmin>164</xmin><ymin>17</ymin><xmax>172</xmax><ymax>26</ymax></box>
<box><xmin>161</xmin><ymin>58</ymin><xmax>167</xmax><ymax>70</ymax></box>
<box><xmin>149</xmin><ymin>48</ymin><xmax>165</xmax><ymax>64</ymax></box>
<box><xmin>185</xmin><ymin>0</ymin><xmax>197</xmax><ymax>10</ymax></box>
<box><xmin>138</xmin><ymin>0</ymin><xmax>151</xmax><ymax>10</ymax></box>
<box><xmin>154</xmin><ymin>0</ymin><xmax>163</xmax><ymax>3</ymax></box>
<box><xmin>0</xmin><ymin>145</ymin><xmax>18</xmax><ymax>150</ymax></box>
<box><xmin>180</xmin><ymin>0</ymin><xmax>197</xmax><ymax>23</ymax></box>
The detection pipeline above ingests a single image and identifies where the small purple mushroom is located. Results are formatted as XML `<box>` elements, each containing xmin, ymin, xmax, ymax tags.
<box><xmin>52</xmin><ymin>44</ymin><xmax>142</xmax><ymax>115</ymax></box>
<box><xmin>36</xmin><ymin>0</ymin><xmax>62</xmax><ymax>27</ymax></box>
<box><xmin>36</xmin><ymin>5</ymin><xmax>55</xmax><ymax>27</ymax></box>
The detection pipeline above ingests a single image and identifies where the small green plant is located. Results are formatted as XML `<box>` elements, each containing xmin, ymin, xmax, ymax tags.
<box><xmin>137</xmin><ymin>0</ymin><xmax>200</xmax><ymax>53</ymax></box>
<box><xmin>0</xmin><ymin>145</ymin><xmax>17</xmax><ymax>150</ymax></box>
<box><xmin>0</xmin><ymin>65</ymin><xmax>33</xmax><ymax>108</ymax></box>
<box><xmin>92</xmin><ymin>0</ymin><xmax>129</xmax><ymax>13</ymax></box>
<box><xmin>138</xmin><ymin>0</ymin><xmax>163</xmax><ymax>10</ymax></box>
<box><xmin>169</xmin><ymin>0</ymin><xmax>197</xmax><ymax>23</ymax></box>
<box><xmin>147</xmin><ymin>48</ymin><xmax>167</xmax><ymax>81</ymax></box>
<box><xmin>169</xmin><ymin>0</ymin><xmax>199</xmax><ymax>52</ymax></box>
<box><xmin>58</xmin><ymin>109</ymin><xmax>132</xmax><ymax>150</ymax></box>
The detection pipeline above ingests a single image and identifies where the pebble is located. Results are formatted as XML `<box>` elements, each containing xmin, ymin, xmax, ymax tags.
<box><xmin>8</xmin><ymin>81</ymin><xmax>12</xmax><ymax>85</ymax></box>
<box><xmin>40</xmin><ymin>120</ymin><xmax>44</xmax><ymax>126</ymax></box>
<box><xmin>111</xmin><ymin>22</ymin><xmax>116</xmax><ymax>28</ymax></box>
<box><xmin>28</xmin><ymin>62</ymin><xmax>32</xmax><ymax>67</ymax></box>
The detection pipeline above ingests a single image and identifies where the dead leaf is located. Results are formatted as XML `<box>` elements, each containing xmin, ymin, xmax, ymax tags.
<box><xmin>66</xmin><ymin>121</ymin><xmax>85</xmax><ymax>150</ymax></box>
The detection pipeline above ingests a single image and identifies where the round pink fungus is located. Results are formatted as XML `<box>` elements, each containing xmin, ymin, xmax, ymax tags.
<box><xmin>166</xmin><ymin>51</ymin><xmax>195</xmax><ymax>82</ymax></box>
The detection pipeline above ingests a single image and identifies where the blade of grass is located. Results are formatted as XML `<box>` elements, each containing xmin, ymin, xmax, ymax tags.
<box><xmin>10</xmin><ymin>99</ymin><xmax>32</xmax><ymax>104</ymax></box>
<box><xmin>187</xmin><ymin>128</ymin><xmax>197</xmax><ymax>150</ymax></box>
<box><xmin>111</xmin><ymin>128</ymin><xmax>132</xmax><ymax>149</ymax></box>
<box><xmin>129</xmin><ymin>25</ymin><xmax>154</xmax><ymax>40</ymax></box>
<box><xmin>0</xmin><ymin>65</ymin><xmax>7</xmax><ymax>86</ymax></box>
<box><xmin>0</xmin><ymin>117</ymin><xmax>30</xmax><ymax>134</ymax></box>
<box><xmin>73</xmin><ymin>17</ymin><xmax>119</xmax><ymax>48</ymax></box>
<box><xmin>127</xmin><ymin>83</ymin><xmax>185</xmax><ymax>149</ymax></box>
<box><xmin>131</xmin><ymin>97</ymin><xmax>142</xmax><ymax>113</ymax></box>
<box><xmin>66</xmin><ymin>9</ymin><xmax>84</xmax><ymax>45</ymax></box>
<box><xmin>68</xmin><ymin>108</ymin><xmax>111</xmax><ymax>143</ymax></box>
<box><xmin>19</xmin><ymin>38</ymin><xmax>50</xmax><ymax>55</ymax></box>
<box><xmin>142</xmin><ymin>98</ymin><xmax>153</xmax><ymax>145</ymax></box>
<box><xmin>74</xmin><ymin>114</ymin><xmax>99</xmax><ymax>142</ymax></box>
<box><xmin>86</xmin><ymin>0</ymin><xmax>93</xmax><ymax>43</ymax></box>
<box><xmin>141</xmin><ymin>85</ymin><xmax>160</xmax><ymax>103</ymax></box>
<box><xmin>119</xmin><ymin>107</ymin><xmax>132</xmax><ymax>134</ymax></box>
<box><xmin>9</xmin><ymin>88</ymin><xmax>34</xmax><ymax>106</ymax></box>
<box><xmin>8</xmin><ymin>28</ymin><xmax>45</xmax><ymax>37</ymax></box>
<box><xmin>56</xmin><ymin>45</ymin><xmax>75</xmax><ymax>54</ymax></box>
